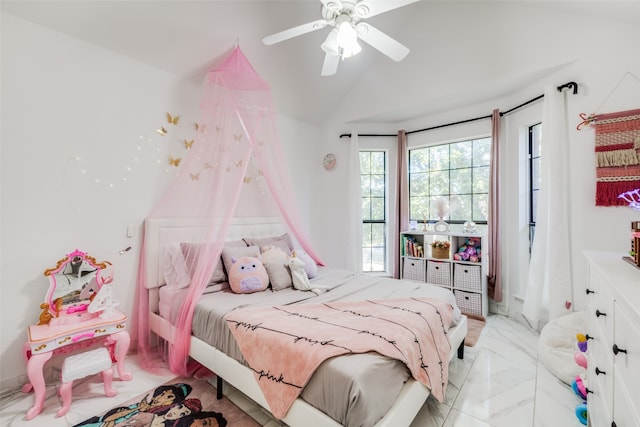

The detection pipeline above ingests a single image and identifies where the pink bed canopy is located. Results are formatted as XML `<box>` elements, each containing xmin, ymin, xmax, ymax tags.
<box><xmin>136</xmin><ymin>46</ymin><xmax>323</xmax><ymax>375</ymax></box>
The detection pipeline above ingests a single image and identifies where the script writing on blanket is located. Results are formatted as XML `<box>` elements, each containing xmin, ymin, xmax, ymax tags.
<box><xmin>225</xmin><ymin>297</ymin><xmax>454</xmax><ymax>419</ymax></box>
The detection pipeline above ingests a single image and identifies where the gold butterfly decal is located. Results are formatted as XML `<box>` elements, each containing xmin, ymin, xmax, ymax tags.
<box><xmin>190</xmin><ymin>173</ymin><xmax>199</xmax><ymax>181</ymax></box>
<box><xmin>204</xmin><ymin>163</ymin><xmax>213</xmax><ymax>169</ymax></box>
<box><xmin>233</xmin><ymin>133</ymin><xmax>242</xmax><ymax>141</ymax></box>
<box><xmin>234</xmin><ymin>160</ymin><xmax>243</xmax><ymax>168</ymax></box>
<box><xmin>156</xmin><ymin>126</ymin><xmax>168</xmax><ymax>136</ymax></box>
<box><xmin>243</xmin><ymin>176</ymin><xmax>252</xmax><ymax>184</ymax></box>
<box><xmin>183</xmin><ymin>139</ymin><xmax>194</xmax><ymax>149</ymax></box>
<box><xmin>215</xmin><ymin>126</ymin><xmax>222</xmax><ymax>132</ymax></box>
<box><xmin>168</xmin><ymin>156</ymin><xmax>181</xmax><ymax>167</ymax></box>
<box><xmin>257</xmin><ymin>139</ymin><xmax>265</xmax><ymax>146</ymax></box>
<box><xmin>166</xmin><ymin>113</ymin><xmax>180</xmax><ymax>125</ymax></box>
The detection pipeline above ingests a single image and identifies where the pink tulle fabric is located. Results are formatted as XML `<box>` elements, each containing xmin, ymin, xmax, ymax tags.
<box><xmin>135</xmin><ymin>46</ymin><xmax>324</xmax><ymax>375</ymax></box>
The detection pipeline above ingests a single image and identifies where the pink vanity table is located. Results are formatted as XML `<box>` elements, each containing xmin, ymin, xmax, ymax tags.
<box><xmin>21</xmin><ymin>249</ymin><xmax>132</xmax><ymax>420</ymax></box>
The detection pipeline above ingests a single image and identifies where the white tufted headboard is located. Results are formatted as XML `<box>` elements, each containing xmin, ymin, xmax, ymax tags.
<box><xmin>144</xmin><ymin>216</ymin><xmax>287</xmax><ymax>289</ymax></box>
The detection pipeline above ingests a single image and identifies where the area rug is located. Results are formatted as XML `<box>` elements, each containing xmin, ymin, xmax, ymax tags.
<box><xmin>464</xmin><ymin>313</ymin><xmax>486</xmax><ymax>347</ymax></box>
<box><xmin>73</xmin><ymin>376</ymin><xmax>260</xmax><ymax>427</ymax></box>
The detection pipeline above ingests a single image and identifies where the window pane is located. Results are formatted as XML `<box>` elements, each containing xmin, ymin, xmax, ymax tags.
<box><xmin>360</xmin><ymin>175</ymin><xmax>371</xmax><ymax>197</ymax></box>
<box><xmin>473</xmin><ymin>138</ymin><xmax>492</xmax><ymax>166</ymax></box>
<box><xmin>450</xmin><ymin>168</ymin><xmax>471</xmax><ymax>195</ymax></box>
<box><xmin>371</xmin><ymin>248</ymin><xmax>385</xmax><ymax>272</ymax></box>
<box><xmin>371</xmin><ymin>223</ymin><xmax>385</xmax><ymax>246</ymax></box>
<box><xmin>410</xmin><ymin>196</ymin><xmax>429</xmax><ymax>221</ymax></box>
<box><xmin>360</xmin><ymin>152</ymin><xmax>371</xmax><ymax>174</ymax></box>
<box><xmin>410</xmin><ymin>148</ymin><xmax>429</xmax><ymax>173</ymax></box>
<box><xmin>370</xmin><ymin>174</ymin><xmax>385</xmax><ymax>197</ymax></box>
<box><xmin>450</xmin><ymin>141</ymin><xmax>472</xmax><ymax>169</ymax></box>
<box><xmin>410</xmin><ymin>172</ymin><xmax>428</xmax><ymax>196</ymax></box>
<box><xmin>430</xmin><ymin>145</ymin><xmax>449</xmax><ymax>170</ymax></box>
<box><xmin>450</xmin><ymin>194</ymin><xmax>471</xmax><ymax>221</ymax></box>
<box><xmin>472</xmin><ymin>193</ymin><xmax>488</xmax><ymax>222</ymax></box>
<box><xmin>429</xmin><ymin>170</ymin><xmax>449</xmax><ymax>195</ymax></box>
<box><xmin>371</xmin><ymin>198</ymin><xmax>385</xmax><ymax>220</ymax></box>
<box><xmin>361</xmin><ymin>198</ymin><xmax>371</xmax><ymax>221</ymax></box>
<box><xmin>362</xmin><ymin>223</ymin><xmax>372</xmax><ymax>246</ymax></box>
<box><xmin>473</xmin><ymin>165</ymin><xmax>490</xmax><ymax>193</ymax></box>
<box><xmin>371</xmin><ymin>152</ymin><xmax>385</xmax><ymax>174</ymax></box>
<box><xmin>532</xmin><ymin>158</ymin><xmax>541</xmax><ymax>190</ymax></box>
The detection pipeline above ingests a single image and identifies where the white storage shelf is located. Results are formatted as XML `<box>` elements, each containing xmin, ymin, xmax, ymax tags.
<box><xmin>400</xmin><ymin>230</ymin><xmax>488</xmax><ymax>317</ymax></box>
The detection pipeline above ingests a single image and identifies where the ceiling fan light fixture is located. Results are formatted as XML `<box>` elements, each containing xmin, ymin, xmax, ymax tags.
<box><xmin>336</xmin><ymin>21</ymin><xmax>358</xmax><ymax>49</ymax></box>
<box><xmin>321</xmin><ymin>29</ymin><xmax>340</xmax><ymax>56</ymax></box>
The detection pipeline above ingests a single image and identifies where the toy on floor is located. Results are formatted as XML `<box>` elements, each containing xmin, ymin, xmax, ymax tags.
<box><xmin>572</xmin><ymin>332</ymin><xmax>588</xmax><ymax>425</ymax></box>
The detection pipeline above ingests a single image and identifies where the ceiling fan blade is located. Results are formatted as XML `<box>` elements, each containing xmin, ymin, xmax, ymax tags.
<box><xmin>353</xmin><ymin>0</ymin><xmax>421</xmax><ymax>18</ymax></box>
<box><xmin>262</xmin><ymin>19</ymin><xmax>328</xmax><ymax>45</ymax></box>
<box><xmin>321</xmin><ymin>52</ymin><xmax>340</xmax><ymax>76</ymax></box>
<box><xmin>356</xmin><ymin>22</ymin><xmax>409</xmax><ymax>61</ymax></box>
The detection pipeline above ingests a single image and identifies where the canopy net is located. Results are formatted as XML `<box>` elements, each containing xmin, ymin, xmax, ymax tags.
<box><xmin>135</xmin><ymin>46</ymin><xmax>323</xmax><ymax>375</ymax></box>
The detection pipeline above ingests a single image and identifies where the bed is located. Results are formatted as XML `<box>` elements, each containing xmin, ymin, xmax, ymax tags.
<box><xmin>143</xmin><ymin>216</ymin><xmax>468</xmax><ymax>427</ymax></box>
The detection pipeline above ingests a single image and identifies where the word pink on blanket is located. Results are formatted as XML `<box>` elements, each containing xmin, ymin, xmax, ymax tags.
<box><xmin>225</xmin><ymin>297</ymin><xmax>454</xmax><ymax>419</ymax></box>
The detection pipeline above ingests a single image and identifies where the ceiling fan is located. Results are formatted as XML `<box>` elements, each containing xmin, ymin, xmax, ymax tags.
<box><xmin>262</xmin><ymin>0</ymin><xmax>420</xmax><ymax>76</ymax></box>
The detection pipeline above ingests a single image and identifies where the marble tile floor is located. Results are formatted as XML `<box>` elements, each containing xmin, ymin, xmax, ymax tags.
<box><xmin>0</xmin><ymin>315</ymin><xmax>585</xmax><ymax>427</ymax></box>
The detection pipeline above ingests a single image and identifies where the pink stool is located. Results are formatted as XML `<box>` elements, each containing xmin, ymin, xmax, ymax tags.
<box><xmin>57</xmin><ymin>347</ymin><xmax>117</xmax><ymax>417</ymax></box>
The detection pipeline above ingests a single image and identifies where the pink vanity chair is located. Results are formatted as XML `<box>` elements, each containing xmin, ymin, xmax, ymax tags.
<box><xmin>22</xmin><ymin>249</ymin><xmax>132</xmax><ymax>420</ymax></box>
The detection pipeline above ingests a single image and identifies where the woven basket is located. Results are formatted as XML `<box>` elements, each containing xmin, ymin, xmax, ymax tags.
<box><xmin>432</xmin><ymin>247</ymin><xmax>450</xmax><ymax>259</ymax></box>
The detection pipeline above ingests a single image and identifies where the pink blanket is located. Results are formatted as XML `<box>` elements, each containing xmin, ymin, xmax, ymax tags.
<box><xmin>225</xmin><ymin>297</ymin><xmax>454</xmax><ymax>419</ymax></box>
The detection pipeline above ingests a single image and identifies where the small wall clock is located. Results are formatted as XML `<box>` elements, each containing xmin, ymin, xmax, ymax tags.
<box><xmin>323</xmin><ymin>153</ymin><xmax>336</xmax><ymax>171</ymax></box>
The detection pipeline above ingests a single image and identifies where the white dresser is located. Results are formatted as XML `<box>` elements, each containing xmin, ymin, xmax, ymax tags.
<box><xmin>584</xmin><ymin>251</ymin><xmax>640</xmax><ymax>427</ymax></box>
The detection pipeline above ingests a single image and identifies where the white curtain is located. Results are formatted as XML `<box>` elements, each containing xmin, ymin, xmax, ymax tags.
<box><xmin>346</xmin><ymin>133</ymin><xmax>363</xmax><ymax>272</ymax></box>
<box><xmin>522</xmin><ymin>85</ymin><xmax>574</xmax><ymax>330</ymax></box>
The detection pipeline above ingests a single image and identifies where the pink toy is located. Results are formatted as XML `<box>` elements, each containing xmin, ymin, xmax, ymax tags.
<box><xmin>228</xmin><ymin>256</ymin><xmax>269</xmax><ymax>294</ymax></box>
<box><xmin>574</xmin><ymin>351</ymin><xmax>587</xmax><ymax>369</ymax></box>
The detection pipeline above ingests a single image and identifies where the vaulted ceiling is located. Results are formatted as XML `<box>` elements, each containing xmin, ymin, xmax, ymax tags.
<box><xmin>3</xmin><ymin>1</ymin><xmax>639</xmax><ymax>126</ymax></box>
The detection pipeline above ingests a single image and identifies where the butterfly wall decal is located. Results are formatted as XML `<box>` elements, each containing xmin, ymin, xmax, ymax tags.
<box><xmin>190</xmin><ymin>173</ymin><xmax>199</xmax><ymax>181</ymax></box>
<box><xmin>156</xmin><ymin>126</ymin><xmax>168</xmax><ymax>136</ymax></box>
<box><xmin>184</xmin><ymin>139</ymin><xmax>194</xmax><ymax>149</ymax></box>
<box><xmin>168</xmin><ymin>156</ymin><xmax>181</xmax><ymax>167</ymax></box>
<box><xmin>166</xmin><ymin>113</ymin><xmax>180</xmax><ymax>125</ymax></box>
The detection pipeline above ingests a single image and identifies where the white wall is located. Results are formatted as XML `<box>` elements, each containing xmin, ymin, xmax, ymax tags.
<box><xmin>313</xmin><ymin>9</ymin><xmax>640</xmax><ymax>323</ymax></box>
<box><xmin>0</xmin><ymin>13</ymin><xmax>317</xmax><ymax>389</ymax></box>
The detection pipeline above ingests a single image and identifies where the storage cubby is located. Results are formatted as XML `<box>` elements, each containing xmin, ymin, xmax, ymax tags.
<box><xmin>400</xmin><ymin>229</ymin><xmax>487</xmax><ymax>317</ymax></box>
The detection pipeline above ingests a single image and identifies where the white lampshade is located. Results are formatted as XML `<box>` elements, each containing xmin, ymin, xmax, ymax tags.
<box><xmin>336</xmin><ymin>21</ymin><xmax>361</xmax><ymax>58</ymax></box>
<box><xmin>321</xmin><ymin>29</ymin><xmax>340</xmax><ymax>56</ymax></box>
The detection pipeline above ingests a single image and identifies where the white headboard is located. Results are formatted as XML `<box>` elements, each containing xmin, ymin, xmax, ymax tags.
<box><xmin>144</xmin><ymin>216</ymin><xmax>287</xmax><ymax>289</ymax></box>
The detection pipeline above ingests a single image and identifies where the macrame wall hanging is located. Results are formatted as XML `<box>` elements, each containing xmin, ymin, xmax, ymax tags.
<box><xmin>593</xmin><ymin>108</ymin><xmax>640</xmax><ymax>206</ymax></box>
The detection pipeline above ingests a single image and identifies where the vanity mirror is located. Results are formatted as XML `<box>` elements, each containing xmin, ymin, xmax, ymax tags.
<box><xmin>43</xmin><ymin>249</ymin><xmax>111</xmax><ymax>319</ymax></box>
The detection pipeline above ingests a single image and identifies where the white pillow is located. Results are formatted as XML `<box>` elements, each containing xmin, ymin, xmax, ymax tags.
<box><xmin>261</xmin><ymin>246</ymin><xmax>293</xmax><ymax>291</ymax></box>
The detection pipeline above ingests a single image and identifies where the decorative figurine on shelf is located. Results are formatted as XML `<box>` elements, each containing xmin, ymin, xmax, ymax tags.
<box><xmin>453</xmin><ymin>237</ymin><xmax>482</xmax><ymax>262</ymax></box>
<box><xmin>432</xmin><ymin>197</ymin><xmax>450</xmax><ymax>232</ymax></box>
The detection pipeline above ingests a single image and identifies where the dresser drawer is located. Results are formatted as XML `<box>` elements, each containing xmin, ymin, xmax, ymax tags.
<box><xmin>613</xmin><ymin>303</ymin><xmax>640</xmax><ymax>400</ymax></box>
<box><xmin>588</xmin><ymin>280</ymin><xmax>615</xmax><ymax>345</ymax></box>
<box><xmin>613</xmin><ymin>369</ymin><xmax>640</xmax><ymax>426</ymax></box>
<box><xmin>588</xmin><ymin>333</ymin><xmax>613</xmax><ymax>414</ymax></box>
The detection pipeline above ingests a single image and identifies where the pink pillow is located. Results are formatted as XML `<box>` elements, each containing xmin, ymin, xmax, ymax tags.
<box><xmin>228</xmin><ymin>256</ymin><xmax>269</xmax><ymax>294</ymax></box>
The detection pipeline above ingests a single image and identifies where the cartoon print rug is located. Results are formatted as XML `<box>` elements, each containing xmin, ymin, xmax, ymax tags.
<box><xmin>73</xmin><ymin>376</ymin><xmax>260</xmax><ymax>427</ymax></box>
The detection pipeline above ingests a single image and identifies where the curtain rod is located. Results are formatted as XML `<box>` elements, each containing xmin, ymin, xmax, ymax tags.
<box><xmin>339</xmin><ymin>81</ymin><xmax>579</xmax><ymax>138</ymax></box>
